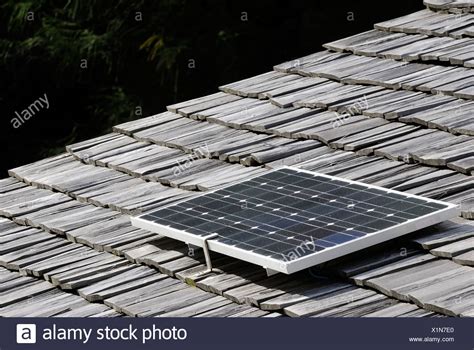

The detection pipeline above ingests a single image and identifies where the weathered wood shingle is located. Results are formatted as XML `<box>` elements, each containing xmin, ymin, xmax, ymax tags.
<box><xmin>2</xmin><ymin>0</ymin><xmax>474</xmax><ymax>317</ymax></box>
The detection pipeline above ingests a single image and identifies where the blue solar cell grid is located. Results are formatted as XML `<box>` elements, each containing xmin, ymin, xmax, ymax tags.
<box><xmin>141</xmin><ymin>168</ymin><xmax>448</xmax><ymax>262</ymax></box>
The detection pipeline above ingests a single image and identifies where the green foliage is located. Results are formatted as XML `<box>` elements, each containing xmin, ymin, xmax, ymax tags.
<box><xmin>7</xmin><ymin>1</ymin><xmax>35</xmax><ymax>32</ymax></box>
<box><xmin>2</xmin><ymin>0</ymin><xmax>297</xmax><ymax>174</ymax></box>
<box><xmin>0</xmin><ymin>0</ymin><xmax>196</xmax><ymax>158</ymax></box>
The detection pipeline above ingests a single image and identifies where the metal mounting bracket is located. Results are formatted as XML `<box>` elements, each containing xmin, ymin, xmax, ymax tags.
<box><xmin>197</xmin><ymin>233</ymin><xmax>219</xmax><ymax>275</ymax></box>
<box><xmin>265</xmin><ymin>267</ymin><xmax>280</xmax><ymax>277</ymax></box>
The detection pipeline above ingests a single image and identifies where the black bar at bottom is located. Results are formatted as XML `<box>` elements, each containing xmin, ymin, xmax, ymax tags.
<box><xmin>2</xmin><ymin>317</ymin><xmax>473</xmax><ymax>350</ymax></box>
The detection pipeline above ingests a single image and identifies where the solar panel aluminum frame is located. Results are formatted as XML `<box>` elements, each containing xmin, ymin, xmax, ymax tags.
<box><xmin>131</xmin><ymin>166</ymin><xmax>459</xmax><ymax>274</ymax></box>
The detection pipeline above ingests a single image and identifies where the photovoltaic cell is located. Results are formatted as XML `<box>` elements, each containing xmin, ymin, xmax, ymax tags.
<box><xmin>131</xmin><ymin>167</ymin><xmax>458</xmax><ymax>274</ymax></box>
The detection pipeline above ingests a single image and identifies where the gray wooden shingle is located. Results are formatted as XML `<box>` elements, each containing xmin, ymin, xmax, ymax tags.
<box><xmin>3</xmin><ymin>1</ymin><xmax>474</xmax><ymax>319</ymax></box>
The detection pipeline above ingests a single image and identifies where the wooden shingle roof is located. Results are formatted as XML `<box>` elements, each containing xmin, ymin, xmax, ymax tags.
<box><xmin>1</xmin><ymin>2</ymin><xmax>474</xmax><ymax>317</ymax></box>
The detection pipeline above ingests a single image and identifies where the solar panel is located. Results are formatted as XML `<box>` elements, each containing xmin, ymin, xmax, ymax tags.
<box><xmin>131</xmin><ymin>167</ymin><xmax>459</xmax><ymax>274</ymax></box>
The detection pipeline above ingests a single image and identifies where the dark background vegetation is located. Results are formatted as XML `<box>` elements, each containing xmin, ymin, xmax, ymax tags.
<box><xmin>0</xmin><ymin>0</ymin><xmax>424</xmax><ymax>177</ymax></box>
